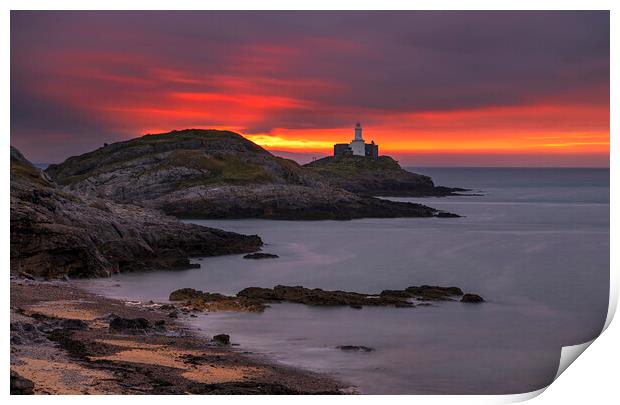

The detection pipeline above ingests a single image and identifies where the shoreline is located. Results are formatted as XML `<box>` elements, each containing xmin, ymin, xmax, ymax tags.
<box><xmin>10</xmin><ymin>278</ymin><xmax>349</xmax><ymax>394</ymax></box>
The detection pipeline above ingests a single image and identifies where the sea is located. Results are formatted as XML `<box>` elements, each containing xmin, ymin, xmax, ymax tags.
<box><xmin>80</xmin><ymin>167</ymin><xmax>610</xmax><ymax>394</ymax></box>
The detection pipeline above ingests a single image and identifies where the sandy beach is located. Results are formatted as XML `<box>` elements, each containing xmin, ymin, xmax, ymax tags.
<box><xmin>10</xmin><ymin>278</ymin><xmax>346</xmax><ymax>394</ymax></box>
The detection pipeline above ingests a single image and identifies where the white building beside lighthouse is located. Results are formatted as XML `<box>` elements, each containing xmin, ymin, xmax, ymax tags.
<box><xmin>333</xmin><ymin>122</ymin><xmax>379</xmax><ymax>159</ymax></box>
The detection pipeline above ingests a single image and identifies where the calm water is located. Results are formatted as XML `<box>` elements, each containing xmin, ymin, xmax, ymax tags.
<box><xmin>82</xmin><ymin>168</ymin><xmax>610</xmax><ymax>394</ymax></box>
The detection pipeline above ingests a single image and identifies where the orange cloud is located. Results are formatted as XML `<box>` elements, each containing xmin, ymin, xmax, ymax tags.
<box><xmin>240</xmin><ymin>101</ymin><xmax>609</xmax><ymax>157</ymax></box>
<box><xmin>20</xmin><ymin>44</ymin><xmax>609</xmax><ymax>158</ymax></box>
<box><xmin>15</xmin><ymin>45</ymin><xmax>609</xmax><ymax>166</ymax></box>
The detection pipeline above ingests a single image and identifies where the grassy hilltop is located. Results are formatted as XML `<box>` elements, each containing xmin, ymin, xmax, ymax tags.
<box><xmin>44</xmin><ymin>129</ymin><xmax>450</xmax><ymax>220</ymax></box>
<box><xmin>305</xmin><ymin>155</ymin><xmax>461</xmax><ymax>197</ymax></box>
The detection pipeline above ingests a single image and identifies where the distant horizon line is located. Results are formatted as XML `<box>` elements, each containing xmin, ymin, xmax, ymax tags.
<box><xmin>31</xmin><ymin>161</ymin><xmax>609</xmax><ymax>170</ymax></box>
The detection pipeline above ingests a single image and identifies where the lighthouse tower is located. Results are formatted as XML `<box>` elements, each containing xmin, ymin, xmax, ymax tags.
<box><xmin>349</xmin><ymin>122</ymin><xmax>366</xmax><ymax>156</ymax></box>
<box><xmin>354</xmin><ymin>122</ymin><xmax>363</xmax><ymax>141</ymax></box>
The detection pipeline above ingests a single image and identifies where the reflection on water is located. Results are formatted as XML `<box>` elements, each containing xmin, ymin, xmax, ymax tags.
<box><xmin>82</xmin><ymin>168</ymin><xmax>609</xmax><ymax>394</ymax></box>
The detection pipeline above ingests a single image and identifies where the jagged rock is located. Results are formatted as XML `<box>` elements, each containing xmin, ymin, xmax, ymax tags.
<box><xmin>10</xmin><ymin>146</ymin><xmax>262</xmax><ymax>278</ymax></box>
<box><xmin>169</xmin><ymin>288</ymin><xmax>266</xmax><ymax>312</ymax></box>
<box><xmin>243</xmin><ymin>252</ymin><xmax>279</xmax><ymax>259</ymax></box>
<box><xmin>59</xmin><ymin>319</ymin><xmax>89</xmax><ymax>330</ymax></box>
<box><xmin>44</xmin><ymin>129</ymin><xmax>445</xmax><ymax>220</ymax></box>
<box><xmin>236</xmin><ymin>287</ymin><xmax>279</xmax><ymax>301</ymax></box>
<box><xmin>109</xmin><ymin>316</ymin><xmax>150</xmax><ymax>332</ymax></box>
<box><xmin>10</xmin><ymin>370</ymin><xmax>34</xmax><ymax>394</ymax></box>
<box><xmin>436</xmin><ymin>212</ymin><xmax>461</xmax><ymax>218</ymax></box>
<box><xmin>461</xmin><ymin>293</ymin><xmax>485</xmax><ymax>303</ymax></box>
<box><xmin>10</xmin><ymin>320</ymin><xmax>47</xmax><ymax>344</ymax></box>
<box><xmin>169</xmin><ymin>288</ymin><xmax>207</xmax><ymax>301</ymax></box>
<box><xmin>169</xmin><ymin>288</ymin><xmax>228</xmax><ymax>303</ymax></box>
<box><xmin>336</xmin><ymin>345</ymin><xmax>374</xmax><ymax>352</ymax></box>
<box><xmin>212</xmin><ymin>334</ymin><xmax>230</xmax><ymax>345</ymax></box>
<box><xmin>11</xmin><ymin>314</ymin><xmax>90</xmax><ymax>345</ymax></box>
<box><xmin>174</xmin><ymin>284</ymin><xmax>483</xmax><ymax>312</ymax></box>
<box><xmin>379</xmin><ymin>289</ymin><xmax>412</xmax><ymax>298</ymax></box>
<box><xmin>108</xmin><ymin>316</ymin><xmax>165</xmax><ymax>334</ymax></box>
<box><xmin>238</xmin><ymin>284</ymin><xmax>475</xmax><ymax>307</ymax></box>
<box><xmin>238</xmin><ymin>285</ymin><xmax>414</xmax><ymax>307</ymax></box>
<box><xmin>404</xmin><ymin>285</ymin><xmax>464</xmax><ymax>301</ymax></box>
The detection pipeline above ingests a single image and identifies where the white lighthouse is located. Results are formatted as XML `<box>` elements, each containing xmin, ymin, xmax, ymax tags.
<box><xmin>332</xmin><ymin>121</ymin><xmax>379</xmax><ymax>159</ymax></box>
<box><xmin>354</xmin><ymin>122</ymin><xmax>363</xmax><ymax>141</ymax></box>
<box><xmin>349</xmin><ymin>122</ymin><xmax>366</xmax><ymax>156</ymax></box>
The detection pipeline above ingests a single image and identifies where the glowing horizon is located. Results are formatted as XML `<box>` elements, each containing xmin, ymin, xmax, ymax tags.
<box><xmin>11</xmin><ymin>11</ymin><xmax>609</xmax><ymax>166</ymax></box>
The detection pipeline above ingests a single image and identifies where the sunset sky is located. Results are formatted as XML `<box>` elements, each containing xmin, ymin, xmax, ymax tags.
<box><xmin>11</xmin><ymin>11</ymin><xmax>609</xmax><ymax>166</ymax></box>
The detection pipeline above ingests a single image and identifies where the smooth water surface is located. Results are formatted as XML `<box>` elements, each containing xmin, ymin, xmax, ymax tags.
<box><xmin>82</xmin><ymin>168</ymin><xmax>609</xmax><ymax>394</ymax></box>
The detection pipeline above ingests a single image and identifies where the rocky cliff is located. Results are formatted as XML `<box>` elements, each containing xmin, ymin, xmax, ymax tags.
<box><xmin>45</xmin><ymin>129</ymin><xmax>446</xmax><ymax>220</ymax></box>
<box><xmin>11</xmin><ymin>146</ymin><xmax>262</xmax><ymax>278</ymax></box>
<box><xmin>304</xmin><ymin>155</ymin><xmax>464</xmax><ymax>197</ymax></box>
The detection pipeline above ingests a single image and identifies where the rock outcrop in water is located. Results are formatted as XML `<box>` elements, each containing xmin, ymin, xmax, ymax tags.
<box><xmin>237</xmin><ymin>285</ymin><xmax>416</xmax><ymax>307</ymax></box>
<box><xmin>10</xmin><ymin>146</ymin><xmax>262</xmax><ymax>278</ymax></box>
<box><xmin>304</xmin><ymin>155</ymin><xmax>466</xmax><ymax>197</ymax></box>
<box><xmin>169</xmin><ymin>288</ymin><xmax>268</xmax><ymax>312</ymax></box>
<box><xmin>460</xmin><ymin>293</ymin><xmax>485</xmax><ymax>303</ymax></box>
<box><xmin>212</xmin><ymin>334</ymin><xmax>231</xmax><ymax>345</ymax></box>
<box><xmin>243</xmin><ymin>253</ymin><xmax>279</xmax><ymax>259</ymax></box>
<box><xmin>167</xmin><ymin>285</ymin><xmax>484</xmax><ymax>313</ymax></box>
<box><xmin>336</xmin><ymin>345</ymin><xmax>374</xmax><ymax>352</ymax></box>
<box><xmin>44</xmin><ymin>129</ymin><xmax>453</xmax><ymax>220</ymax></box>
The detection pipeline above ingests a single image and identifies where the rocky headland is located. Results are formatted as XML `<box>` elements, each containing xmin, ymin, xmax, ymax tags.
<box><xmin>11</xmin><ymin>146</ymin><xmax>262</xmax><ymax>279</ymax></box>
<box><xmin>45</xmin><ymin>129</ymin><xmax>457</xmax><ymax>220</ymax></box>
<box><xmin>304</xmin><ymin>155</ymin><xmax>467</xmax><ymax>197</ymax></box>
<box><xmin>10</xmin><ymin>130</ymin><xmax>470</xmax><ymax>395</ymax></box>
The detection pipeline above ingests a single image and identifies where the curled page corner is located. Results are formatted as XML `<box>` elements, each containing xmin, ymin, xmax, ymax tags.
<box><xmin>526</xmin><ymin>291</ymin><xmax>617</xmax><ymax>400</ymax></box>
<box><xmin>603</xmin><ymin>282</ymin><xmax>618</xmax><ymax>332</ymax></box>
<box><xmin>501</xmin><ymin>339</ymin><xmax>597</xmax><ymax>403</ymax></box>
<box><xmin>499</xmin><ymin>387</ymin><xmax>548</xmax><ymax>403</ymax></box>
<box><xmin>554</xmin><ymin>339</ymin><xmax>595</xmax><ymax>381</ymax></box>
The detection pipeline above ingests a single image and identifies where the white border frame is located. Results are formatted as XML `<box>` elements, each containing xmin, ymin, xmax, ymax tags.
<box><xmin>3</xmin><ymin>2</ymin><xmax>616</xmax><ymax>403</ymax></box>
